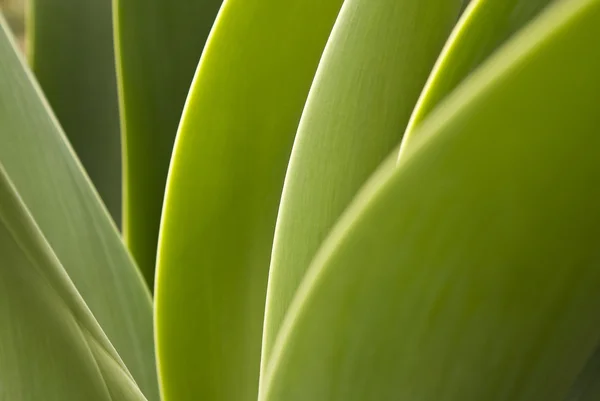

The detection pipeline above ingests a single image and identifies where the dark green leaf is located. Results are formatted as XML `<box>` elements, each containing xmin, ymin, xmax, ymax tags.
<box><xmin>28</xmin><ymin>0</ymin><xmax>122</xmax><ymax>225</ymax></box>
<box><xmin>114</xmin><ymin>0</ymin><xmax>223</xmax><ymax>285</ymax></box>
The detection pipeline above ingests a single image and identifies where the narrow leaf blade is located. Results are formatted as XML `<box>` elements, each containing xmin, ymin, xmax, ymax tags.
<box><xmin>0</xmin><ymin>163</ymin><xmax>146</xmax><ymax>401</ymax></box>
<box><xmin>0</xmin><ymin>15</ymin><xmax>158</xmax><ymax>401</ymax></box>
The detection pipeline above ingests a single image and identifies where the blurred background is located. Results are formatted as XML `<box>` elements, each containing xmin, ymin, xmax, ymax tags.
<box><xmin>0</xmin><ymin>0</ymin><xmax>25</xmax><ymax>48</ymax></box>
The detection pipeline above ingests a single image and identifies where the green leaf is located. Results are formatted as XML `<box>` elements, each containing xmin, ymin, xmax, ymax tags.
<box><xmin>0</xmin><ymin>163</ymin><xmax>145</xmax><ymax>401</ymax></box>
<box><xmin>154</xmin><ymin>0</ymin><xmax>344</xmax><ymax>400</ymax></box>
<box><xmin>261</xmin><ymin>0</ymin><xmax>464</xmax><ymax>369</ymax></box>
<box><xmin>0</xmin><ymin>16</ymin><xmax>158</xmax><ymax>401</ymax></box>
<box><xmin>262</xmin><ymin>0</ymin><xmax>600</xmax><ymax>399</ymax></box>
<box><xmin>566</xmin><ymin>347</ymin><xmax>600</xmax><ymax>401</ymax></box>
<box><xmin>114</xmin><ymin>0</ymin><xmax>223</xmax><ymax>286</ymax></box>
<box><xmin>399</xmin><ymin>0</ymin><xmax>554</xmax><ymax>154</ymax></box>
<box><xmin>28</xmin><ymin>0</ymin><xmax>122</xmax><ymax>225</ymax></box>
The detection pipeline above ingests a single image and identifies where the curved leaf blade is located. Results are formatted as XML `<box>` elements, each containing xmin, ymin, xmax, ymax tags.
<box><xmin>263</xmin><ymin>0</ymin><xmax>600</xmax><ymax>399</ymax></box>
<box><xmin>114</xmin><ymin>0</ymin><xmax>223</xmax><ymax>285</ymax></box>
<box><xmin>0</xmin><ymin>163</ymin><xmax>146</xmax><ymax>401</ymax></box>
<box><xmin>0</xmin><ymin>15</ymin><xmax>157</xmax><ymax>401</ymax></box>
<box><xmin>399</xmin><ymin>0</ymin><xmax>554</xmax><ymax>155</ymax></box>
<box><xmin>261</xmin><ymin>0</ymin><xmax>464</xmax><ymax>368</ymax></box>
<box><xmin>154</xmin><ymin>1</ymin><xmax>344</xmax><ymax>400</ymax></box>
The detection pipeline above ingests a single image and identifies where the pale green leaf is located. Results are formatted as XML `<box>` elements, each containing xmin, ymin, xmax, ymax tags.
<box><xmin>263</xmin><ymin>0</ymin><xmax>600</xmax><ymax>399</ymax></box>
<box><xmin>154</xmin><ymin>0</ymin><xmax>344</xmax><ymax>400</ymax></box>
<box><xmin>28</xmin><ymin>0</ymin><xmax>122</xmax><ymax>224</ymax></box>
<box><xmin>0</xmin><ymin>163</ymin><xmax>145</xmax><ymax>401</ymax></box>
<box><xmin>114</xmin><ymin>0</ymin><xmax>223</xmax><ymax>285</ymax></box>
<box><xmin>261</xmin><ymin>0</ymin><xmax>464</xmax><ymax>369</ymax></box>
<box><xmin>0</xmin><ymin>15</ymin><xmax>158</xmax><ymax>401</ymax></box>
<box><xmin>400</xmin><ymin>0</ymin><xmax>554</xmax><ymax>154</ymax></box>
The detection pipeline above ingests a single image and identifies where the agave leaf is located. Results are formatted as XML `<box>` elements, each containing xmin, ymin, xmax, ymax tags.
<box><xmin>261</xmin><ymin>0</ymin><xmax>464</xmax><ymax>369</ymax></box>
<box><xmin>154</xmin><ymin>0</ymin><xmax>344</xmax><ymax>400</ymax></box>
<box><xmin>0</xmin><ymin>163</ymin><xmax>146</xmax><ymax>401</ymax></box>
<box><xmin>114</xmin><ymin>0</ymin><xmax>223</xmax><ymax>285</ymax></box>
<box><xmin>262</xmin><ymin>0</ymin><xmax>600</xmax><ymax>400</ymax></box>
<box><xmin>399</xmin><ymin>0</ymin><xmax>554</xmax><ymax>155</ymax></box>
<box><xmin>0</xmin><ymin>16</ymin><xmax>158</xmax><ymax>401</ymax></box>
<box><xmin>28</xmin><ymin>0</ymin><xmax>122</xmax><ymax>224</ymax></box>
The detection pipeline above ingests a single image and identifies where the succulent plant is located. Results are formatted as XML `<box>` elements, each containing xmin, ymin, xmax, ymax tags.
<box><xmin>1</xmin><ymin>0</ymin><xmax>600</xmax><ymax>400</ymax></box>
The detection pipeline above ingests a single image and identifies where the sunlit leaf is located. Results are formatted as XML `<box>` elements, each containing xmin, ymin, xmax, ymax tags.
<box><xmin>154</xmin><ymin>0</ymin><xmax>344</xmax><ymax>400</ymax></box>
<box><xmin>262</xmin><ymin>1</ymin><xmax>600</xmax><ymax>400</ymax></box>
<box><xmin>399</xmin><ymin>0</ymin><xmax>554</xmax><ymax>155</ymax></box>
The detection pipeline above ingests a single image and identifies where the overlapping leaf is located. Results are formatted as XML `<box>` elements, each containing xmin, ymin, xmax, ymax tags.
<box><xmin>400</xmin><ymin>0</ymin><xmax>554</xmax><ymax>154</ymax></box>
<box><xmin>261</xmin><ymin>0</ymin><xmax>464</xmax><ymax>368</ymax></box>
<box><xmin>0</xmin><ymin>163</ymin><xmax>145</xmax><ymax>401</ymax></box>
<box><xmin>28</xmin><ymin>0</ymin><xmax>122</xmax><ymax>224</ymax></box>
<box><xmin>114</xmin><ymin>0</ymin><xmax>223</xmax><ymax>284</ymax></box>
<box><xmin>154</xmin><ymin>0</ymin><xmax>344</xmax><ymax>400</ymax></box>
<box><xmin>262</xmin><ymin>0</ymin><xmax>600</xmax><ymax>400</ymax></box>
<box><xmin>0</xmin><ymin>16</ymin><xmax>157</xmax><ymax>401</ymax></box>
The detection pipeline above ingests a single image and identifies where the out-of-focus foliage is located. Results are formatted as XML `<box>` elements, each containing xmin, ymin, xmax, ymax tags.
<box><xmin>0</xmin><ymin>0</ymin><xmax>25</xmax><ymax>42</ymax></box>
<box><xmin>0</xmin><ymin>15</ymin><xmax>158</xmax><ymax>401</ymax></box>
<box><xmin>28</xmin><ymin>0</ymin><xmax>122</xmax><ymax>225</ymax></box>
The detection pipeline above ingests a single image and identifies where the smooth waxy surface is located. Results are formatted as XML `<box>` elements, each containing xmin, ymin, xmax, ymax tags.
<box><xmin>261</xmin><ymin>0</ymin><xmax>464</xmax><ymax>369</ymax></box>
<box><xmin>400</xmin><ymin>0</ymin><xmax>554</xmax><ymax>154</ymax></box>
<box><xmin>154</xmin><ymin>1</ymin><xmax>344</xmax><ymax>401</ymax></box>
<box><xmin>263</xmin><ymin>1</ymin><xmax>600</xmax><ymax>399</ymax></box>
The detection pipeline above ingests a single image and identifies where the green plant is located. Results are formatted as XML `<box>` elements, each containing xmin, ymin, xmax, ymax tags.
<box><xmin>1</xmin><ymin>0</ymin><xmax>600</xmax><ymax>400</ymax></box>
